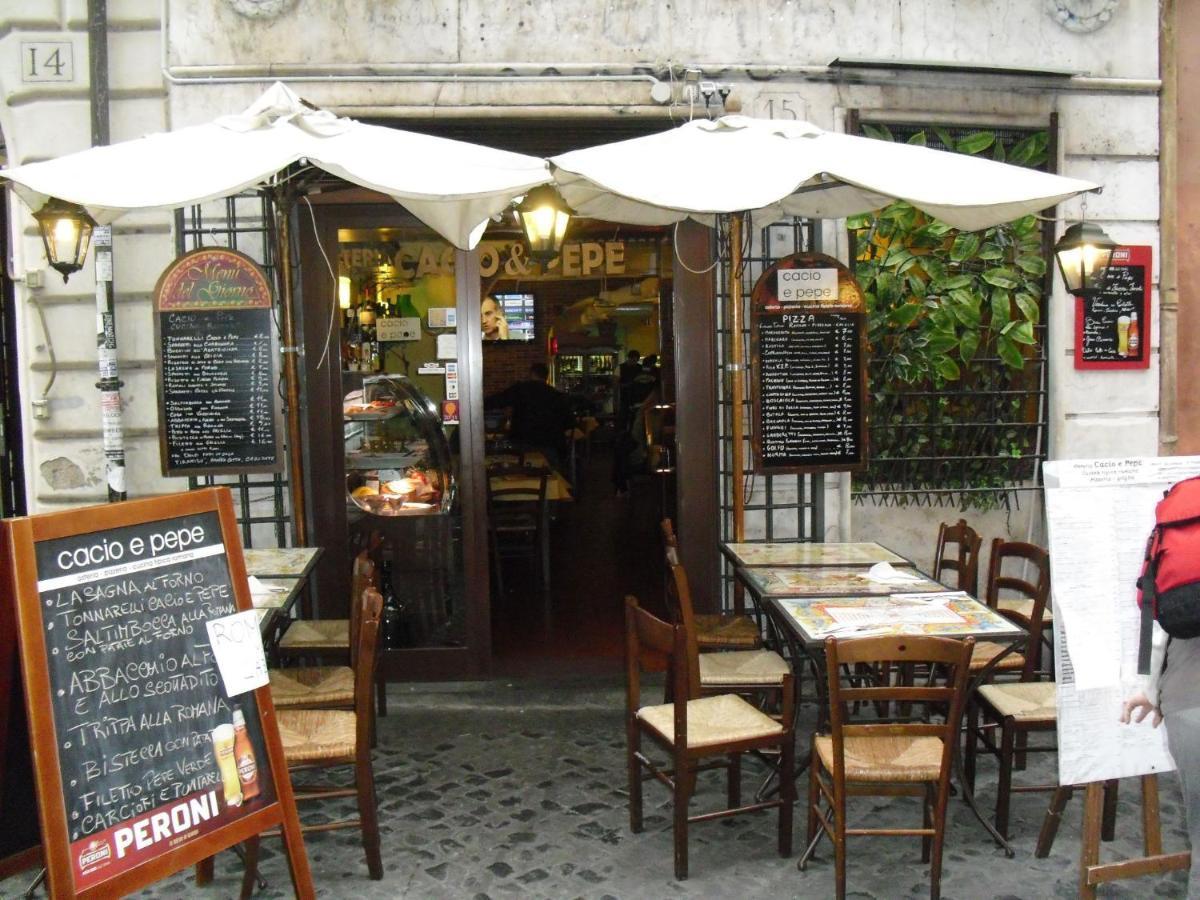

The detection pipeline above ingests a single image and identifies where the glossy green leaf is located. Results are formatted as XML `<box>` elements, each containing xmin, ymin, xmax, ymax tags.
<box><xmin>950</xmin><ymin>233</ymin><xmax>981</xmax><ymax>262</ymax></box>
<box><xmin>956</xmin><ymin>131</ymin><xmax>995</xmax><ymax>155</ymax></box>
<box><xmin>1008</xmin><ymin>320</ymin><xmax>1037</xmax><ymax>345</ymax></box>
<box><xmin>977</xmin><ymin>243</ymin><xmax>1004</xmax><ymax>261</ymax></box>
<box><xmin>1015</xmin><ymin>292</ymin><xmax>1041</xmax><ymax>324</ymax></box>
<box><xmin>863</xmin><ymin>123</ymin><xmax>895</xmax><ymax>142</ymax></box>
<box><xmin>1016</xmin><ymin>254</ymin><xmax>1047</xmax><ymax>276</ymax></box>
<box><xmin>990</xmin><ymin>290</ymin><xmax>1012</xmax><ymax>330</ymax></box>
<box><xmin>927</xmin><ymin>332</ymin><xmax>959</xmax><ymax>354</ymax></box>
<box><xmin>997</xmin><ymin>334</ymin><xmax>1025</xmax><ymax>369</ymax></box>
<box><xmin>982</xmin><ymin>267</ymin><xmax>1021</xmax><ymax>289</ymax></box>
<box><xmin>890</xmin><ymin>303</ymin><xmax>924</xmax><ymax>327</ymax></box>
<box><xmin>959</xmin><ymin>330</ymin><xmax>980</xmax><ymax>364</ymax></box>
<box><xmin>939</xmin><ymin>274</ymin><xmax>975</xmax><ymax>291</ymax></box>
<box><xmin>934</xmin><ymin>126</ymin><xmax>956</xmax><ymax>150</ymax></box>
<box><xmin>908</xmin><ymin>131</ymin><xmax>927</xmax><ymax>146</ymax></box>
<box><xmin>935</xmin><ymin>356</ymin><xmax>962</xmax><ymax>380</ymax></box>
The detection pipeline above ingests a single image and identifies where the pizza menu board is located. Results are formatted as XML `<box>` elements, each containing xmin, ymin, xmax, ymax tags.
<box><xmin>27</xmin><ymin>509</ymin><xmax>275</xmax><ymax>891</ymax></box>
<box><xmin>154</xmin><ymin>248</ymin><xmax>283</xmax><ymax>476</ymax></box>
<box><xmin>750</xmin><ymin>252</ymin><xmax>868</xmax><ymax>474</ymax></box>
<box><xmin>1074</xmin><ymin>245</ymin><xmax>1152</xmax><ymax>370</ymax></box>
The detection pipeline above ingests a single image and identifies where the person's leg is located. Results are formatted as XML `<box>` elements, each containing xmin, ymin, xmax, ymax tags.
<box><xmin>1166</xmin><ymin>706</ymin><xmax>1200</xmax><ymax>897</ymax></box>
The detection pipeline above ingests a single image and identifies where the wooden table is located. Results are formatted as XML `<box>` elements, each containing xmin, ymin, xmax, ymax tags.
<box><xmin>485</xmin><ymin>460</ymin><xmax>574</xmax><ymax>502</ymax></box>
<box><xmin>763</xmin><ymin>586</ymin><xmax>1027</xmax><ymax>857</ymax></box>
<box><xmin>720</xmin><ymin>540</ymin><xmax>912</xmax><ymax>568</ymax></box>
<box><xmin>242</xmin><ymin>547</ymin><xmax>323</xmax><ymax>642</ymax></box>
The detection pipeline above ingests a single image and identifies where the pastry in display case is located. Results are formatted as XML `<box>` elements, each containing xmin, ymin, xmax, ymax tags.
<box><xmin>344</xmin><ymin>375</ymin><xmax>455</xmax><ymax>517</ymax></box>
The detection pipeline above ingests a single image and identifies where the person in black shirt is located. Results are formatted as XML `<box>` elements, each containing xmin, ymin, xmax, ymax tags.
<box><xmin>485</xmin><ymin>363</ymin><xmax>574</xmax><ymax>470</ymax></box>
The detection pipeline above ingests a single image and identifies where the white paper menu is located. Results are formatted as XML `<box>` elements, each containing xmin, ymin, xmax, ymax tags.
<box><xmin>1044</xmin><ymin>456</ymin><xmax>1200</xmax><ymax>784</ymax></box>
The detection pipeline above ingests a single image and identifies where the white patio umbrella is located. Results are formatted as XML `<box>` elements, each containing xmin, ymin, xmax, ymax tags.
<box><xmin>1</xmin><ymin>82</ymin><xmax>550</xmax><ymax>529</ymax></box>
<box><xmin>550</xmin><ymin>114</ymin><xmax>1097</xmax><ymax>232</ymax></box>
<box><xmin>2</xmin><ymin>81</ymin><xmax>551</xmax><ymax>249</ymax></box>
<box><xmin>550</xmin><ymin>115</ymin><xmax>1100</xmax><ymax>539</ymax></box>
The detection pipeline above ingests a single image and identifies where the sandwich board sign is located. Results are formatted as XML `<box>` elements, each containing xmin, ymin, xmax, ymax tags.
<box><xmin>0</xmin><ymin>487</ymin><xmax>313</xmax><ymax>898</ymax></box>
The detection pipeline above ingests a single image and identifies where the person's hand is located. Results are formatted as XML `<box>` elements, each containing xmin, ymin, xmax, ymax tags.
<box><xmin>1121</xmin><ymin>692</ymin><xmax>1162</xmax><ymax>727</ymax></box>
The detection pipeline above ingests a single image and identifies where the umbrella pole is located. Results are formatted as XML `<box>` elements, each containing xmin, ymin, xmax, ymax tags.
<box><xmin>729</xmin><ymin>213</ymin><xmax>746</xmax><ymax>542</ymax></box>
<box><xmin>272</xmin><ymin>188</ymin><xmax>309</xmax><ymax>546</ymax></box>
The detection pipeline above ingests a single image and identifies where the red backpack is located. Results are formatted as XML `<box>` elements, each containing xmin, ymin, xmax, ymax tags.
<box><xmin>1137</xmin><ymin>475</ymin><xmax>1200</xmax><ymax>672</ymax></box>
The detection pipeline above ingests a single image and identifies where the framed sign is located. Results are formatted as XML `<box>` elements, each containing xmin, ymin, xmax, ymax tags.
<box><xmin>750</xmin><ymin>252</ymin><xmax>868</xmax><ymax>474</ymax></box>
<box><xmin>0</xmin><ymin>488</ymin><xmax>313</xmax><ymax>898</ymax></box>
<box><xmin>154</xmin><ymin>248</ymin><xmax>284</xmax><ymax>476</ymax></box>
<box><xmin>1074</xmin><ymin>245</ymin><xmax>1152</xmax><ymax>370</ymax></box>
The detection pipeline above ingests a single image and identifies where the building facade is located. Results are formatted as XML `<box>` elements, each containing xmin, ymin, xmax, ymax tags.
<box><xmin>0</xmin><ymin>1</ymin><xmax>1175</xmax><ymax>619</ymax></box>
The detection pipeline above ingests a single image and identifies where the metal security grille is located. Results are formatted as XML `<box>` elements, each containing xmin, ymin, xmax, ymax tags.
<box><xmin>174</xmin><ymin>197</ymin><xmax>292</xmax><ymax>548</ymax></box>
<box><xmin>848</xmin><ymin>117</ymin><xmax>1054</xmax><ymax>510</ymax></box>
<box><xmin>716</xmin><ymin>217</ymin><xmax>824</xmax><ymax>602</ymax></box>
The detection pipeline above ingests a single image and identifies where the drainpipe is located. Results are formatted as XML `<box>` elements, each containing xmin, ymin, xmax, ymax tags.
<box><xmin>89</xmin><ymin>0</ymin><xmax>126</xmax><ymax>501</ymax></box>
<box><xmin>1159</xmin><ymin>0</ymin><xmax>1178</xmax><ymax>456</ymax></box>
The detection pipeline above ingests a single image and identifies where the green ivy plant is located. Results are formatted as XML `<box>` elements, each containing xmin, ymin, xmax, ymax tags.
<box><xmin>850</xmin><ymin>125</ymin><xmax>1051</xmax><ymax>510</ymax></box>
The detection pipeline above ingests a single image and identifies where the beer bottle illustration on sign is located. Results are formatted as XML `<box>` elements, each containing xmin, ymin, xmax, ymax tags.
<box><xmin>1127</xmin><ymin>311</ymin><xmax>1140</xmax><ymax>358</ymax></box>
<box><xmin>232</xmin><ymin>707</ymin><xmax>261</xmax><ymax>801</ymax></box>
<box><xmin>211</xmin><ymin>723</ymin><xmax>243</xmax><ymax>808</ymax></box>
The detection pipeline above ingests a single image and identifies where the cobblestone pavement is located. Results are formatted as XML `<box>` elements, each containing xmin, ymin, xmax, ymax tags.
<box><xmin>3</xmin><ymin>678</ymin><xmax>1189</xmax><ymax>899</ymax></box>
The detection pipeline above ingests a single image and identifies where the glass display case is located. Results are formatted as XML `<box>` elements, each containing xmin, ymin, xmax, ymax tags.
<box><xmin>555</xmin><ymin>348</ymin><xmax>616</xmax><ymax>411</ymax></box>
<box><xmin>344</xmin><ymin>375</ymin><xmax>455</xmax><ymax>517</ymax></box>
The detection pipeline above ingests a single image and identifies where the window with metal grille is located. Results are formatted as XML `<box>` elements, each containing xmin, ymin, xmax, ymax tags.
<box><xmin>716</xmin><ymin>218</ymin><xmax>826</xmax><ymax>603</ymax></box>
<box><xmin>846</xmin><ymin>115</ymin><xmax>1055</xmax><ymax>511</ymax></box>
<box><xmin>175</xmin><ymin>197</ymin><xmax>293</xmax><ymax>548</ymax></box>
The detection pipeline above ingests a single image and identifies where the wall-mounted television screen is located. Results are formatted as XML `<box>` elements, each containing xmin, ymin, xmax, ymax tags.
<box><xmin>483</xmin><ymin>293</ymin><xmax>536</xmax><ymax>342</ymax></box>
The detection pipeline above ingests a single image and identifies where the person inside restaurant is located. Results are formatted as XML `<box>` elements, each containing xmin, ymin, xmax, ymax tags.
<box><xmin>484</xmin><ymin>362</ymin><xmax>575</xmax><ymax>471</ymax></box>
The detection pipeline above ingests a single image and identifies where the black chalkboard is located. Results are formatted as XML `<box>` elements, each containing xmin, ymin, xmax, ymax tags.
<box><xmin>31</xmin><ymin>510</ymin><xmax>274</xmax><ymax>889</ymax></box>
<box><xmin>750</xmin><ymin>253</ymin><xmax>868</xmax><ymax>474</ymax></box>
<box><xmin>1074</xmin><ymin>246</ymin><xmax>1151</xmax><ymax>371</ymax></box>
<box><xmin>756</xmin><ymin>312</ymin><xmax>864</xmax><ymax>470</ymax></box>
<box><xmin>157</xmin><ymin>308</ymin><xmax>281</xmax><ymax>475</ymax></box>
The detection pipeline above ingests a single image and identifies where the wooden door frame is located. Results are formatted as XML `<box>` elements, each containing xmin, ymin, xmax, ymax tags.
<box><xmin>296</xmin><ymin>201</ymin><xmax>490</xmax><ymax>678</ymax></box>
<box><xmin>671</xmin><ymin>221</ymin><xmax>721</xmax><ymax>615</ymax></box>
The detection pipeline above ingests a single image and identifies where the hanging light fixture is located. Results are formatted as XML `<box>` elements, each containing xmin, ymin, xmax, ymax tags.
<box><xmin>1053</xmin><ymin>221</ymin><xmax>1117</xmax><ymax>299</ymax></box>
<box><xmin>32</xmin><ymin>198</ymin><xmax>96</xmax><ymax>282</ymax></box>
<box><xmin>517</xmin><ymin>185</ymin><xmax>572</xmax><ymax>263</ymax></box>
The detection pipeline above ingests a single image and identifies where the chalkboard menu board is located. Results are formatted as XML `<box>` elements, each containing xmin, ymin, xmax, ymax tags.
<box><xmin>154</xmin><ymin>248</ymin><xmax>283</xmax><ymax>476</ymax></box>
<box><xmin>1</xmin><ymin>489</ymin><xmax>312</xmax><ymax>897</ymax></box>
<box><xmin>1074</xmin><ymin>245</ymin><xmax>1152</xmax><ymax>371</ymax></box>
<box><xmin>750</xmin><ymin>253</ymin><xmax>867</xmax><ymax>474</ymax></box>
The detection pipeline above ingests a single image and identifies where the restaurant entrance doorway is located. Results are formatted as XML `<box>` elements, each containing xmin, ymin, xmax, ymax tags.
<box><xmin>482</xmin><ymin>220</ymin><xmax>678</xmax><ymax>678</ymax></box>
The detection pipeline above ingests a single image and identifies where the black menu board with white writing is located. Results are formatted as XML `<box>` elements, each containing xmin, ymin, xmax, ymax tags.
<box><xmin>154</xmin><ymin>248</ymin><xmax>282</xmax><ymax>476</ymax></box>
<box><xmin>751</xmin><ymin>253</ymin><xmax>868</xmax><ymax>474</ymax></box>
<box><xmin>29</xmin><ymin>509</ymin><xmax>273</xmax><ymax>891</ymax></box>
<box><xmin>1074</xmin><ymin>245</ymin><xmax>1152</xmax><ymax>371</ymax></box>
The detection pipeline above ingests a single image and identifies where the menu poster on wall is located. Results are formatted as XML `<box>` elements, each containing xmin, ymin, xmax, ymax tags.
<box><xmin>750</xmin><ymin>252</ymin><xmax>867</xmax><ymax>474</ymax></box>
<box><xmin>1042</xmin><ymin>457</ymin><xmax>1200</xmax><ymax>785</ymax></box>
<box><xmin>0</xmin><ymin>488</ymin><xmax>312</xmax><ymax>898</ymax></box>
<box><xmin>1074</xmin><ymin>245</ymin><xmax>1152</xmax><ymax>370</ymax></box>
<box><xmin>153</xmin><ymin>248</ymin><xmax>284</xmax><ymax>477</ymax></box>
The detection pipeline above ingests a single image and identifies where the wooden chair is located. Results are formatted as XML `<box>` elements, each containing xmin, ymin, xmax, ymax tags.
<box><xmin>968</xmin><ymin>539</ymin><xmax>1051</xmax><ymax>677</ymax></box>
<box><xmin>486</xmin><ymin>465</ymin><xmax>551</xmax><ymax>600</ymax></box>
<box><xmin>932</xmin><ymin>518</ymin><xmax>982</xmax><ymax>597</ymax></box>
<box><xmin>799</xmin><ymin>634</ymin><xmax>974</xmax><ymax>900</ymax></box>
<box><xmin>270</xmin><ymin>551</ymin><xmax>377</xmax><ymax>713</ymax></box>
<box><xmin>624</xmin><ymin>596</ymin><xmax>795</xmax><ymax>880</ymax></box>
<box><xmin>240</xmin><ymin>587</ymin><xmax>385</xmax><ymax>896</ymax></box>
<box><xmin>275</xmin><ymin>544</ymin><xmax>377</xmax><ymax>663</ymax></box>
<box><xmin>666</xmin><ymin>558</ymin><xmax>790</xmax><ymax>699</ymax></box>
<box><xmin>964</xmin><ymin>541</ymin><xmax>1056</xmax><ymax>840</ymax></box>
<box><xmin>660</xmin><ymin>518</ymin><xmax>760</xmax><ymax>650</ymax></box>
